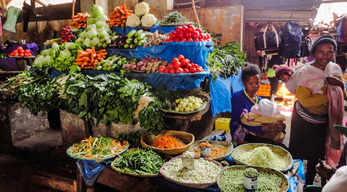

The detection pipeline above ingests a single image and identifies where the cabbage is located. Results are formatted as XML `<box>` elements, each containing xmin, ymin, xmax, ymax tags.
<box><xmin>88</xmin><ymin>28</ymin><xmax>98</xmax><ymax>39</ymax></box>
<box><xmin>91</xmin><ymin>37</ymin><xmax>100</xmax><ymax>47</ymax></box>
<box><xmin>79</xmin><ymin>31</ymin><xmax>88</xmax><ymax>38</ymax></box>
<box><xmin>96</xmin><ymin>21</ymin><xmax>109</xmax><ymax>29</ymax></box>
<box><xmin>90</xmin><ymin>5</ymin><xmax>104</xmax><ymax>17</ymax></box>
<box><xmin>85</xmin><ymin>24</ymin><xmax>96</xmax><ymax>32</ymax></box>
<box><xmin>84</xmin><ymin>38</ymin><xmax>91</xmax><ymax>47</ymax></box>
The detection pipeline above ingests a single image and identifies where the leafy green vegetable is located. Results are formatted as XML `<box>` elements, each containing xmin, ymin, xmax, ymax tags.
<box><xmin>206</xmin><ymin>41</ymin><xmax>246</xmax><ymax>80</ymax></box>
<box><xmin>138</xmin><ymin>100</ymin><xmax>164</xmax><ymax>135</ymax></box>
<box><xmin>161</xmin><ymin>11</ymin><xmax>188</xmax><ymax>24</ymax></box>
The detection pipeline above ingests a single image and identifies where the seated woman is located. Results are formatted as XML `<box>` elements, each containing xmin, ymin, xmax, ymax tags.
<box><xmin>229</xmin><ymin>63</ymin><xmax>285</xmax><ymax>145</ymax></box>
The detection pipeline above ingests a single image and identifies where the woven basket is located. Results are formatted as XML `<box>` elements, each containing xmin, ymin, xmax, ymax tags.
<box><xmin>188</xmin><ymin>140</ymin><xmax>233</xmax><ymax>161</ymax></box>
<box><xmin>141</xmin><ymin>130</ymin><xmax>194</xmax><ymax>155</ymax></box>
<box><xmin>66</xmin><ymin>140</ymin><xmax>129</xmax><ymax>163</ymax></box>
<box><xmin>231</xmin><ymin>143</ymin><xmax>293</xmax><ymax>172</ymax></box>
<box><xmin>111</xmin><ymin>156</ymin><xmax>160</xmax><ymax>177</ymax></box>
<box><xmin>159</xmin><ymin>156</ymin><xmax>223</xmax><ymax>189</ymax></box>
<box><xmin>217</xmin><ymin>165</ymin><xmax>289</xmax><ymax>192</ymax></box>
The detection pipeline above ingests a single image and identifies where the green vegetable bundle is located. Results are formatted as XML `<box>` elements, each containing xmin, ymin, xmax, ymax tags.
<box><xmin>112</xmin><ymin>148</ymin><xmax>163</xmax><ymax>175</ymax></box>
<box><xmin>161</xmin><ymin>11</ymin><xmax>188</xmax><ymax>24</ymax></box>
<box><xmin>206</xmin><ymin>41</ymin><xmax>246</xmax><ymax>80</ymax></box>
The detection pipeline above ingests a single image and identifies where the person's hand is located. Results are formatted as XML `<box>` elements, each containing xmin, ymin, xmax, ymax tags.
<box><xmin>262</xmin><ymin>123</ymin><xmax>276</xmax><ymax>133</ymax></box>
<box><xmin>315</xmin><ymin>162</ymin><xmax>334</xmax><ymax>180</ymax></box>
<box><xmin>326</xmin><ymin>77</ymin><xmax>345</xmax><ymax>90</ymax></box>
<box><xmin>275</xmin><ymin>121</ymin><xmax>286</xmax><ymax>131</ymax></box>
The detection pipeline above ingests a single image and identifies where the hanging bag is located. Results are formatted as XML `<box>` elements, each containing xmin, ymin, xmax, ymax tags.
<box><xmin>279</xmin><ymin>21</ymin><xmax>302</xmax><ymax>58</ymax></box>
<box><xmin>254</xmin><ymin>24</ymin><xmax>281</xmax><ymax>51</ymax></box>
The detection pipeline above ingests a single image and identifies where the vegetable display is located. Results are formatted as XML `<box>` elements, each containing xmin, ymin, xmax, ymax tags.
<box><xmin>238</xmin><ymin>146</ymin><xmax>287</xmax><ymax>171</ymax></box>
<box><xmin>8</xmin><ymin>46</ymin><xmax>32</xmax><ymax>57</ymax></box>
<box><xmin>112</xmin><ymin>148</ymin><xmax>163</xmax><ymax>175</ymax></box>
<box><xmin>70</xmin><ymin>12</ymin><xmax>89</xmax><ymax>29</ymax></box>
<box><xmin>96</xmin><ymin>55</ymin><xmax>134</xmax><ymax>71</ymax></box>
<box><xmin>122</xmin><ymin>56</ymin><xmax>168</xmax><ymax>73</ymax></box>
<box><xmin>126</xmin><ymin>2</ymin><xmax>157</xmax><ymax>28</ymax></box>
<box><xmin>160</xmin><ymin>11</ymin><xmax>188</xmax><ymax>24</ymax></box>
<box><xmin>160</xmin><ymin>157</ymin><xmax>221</xmax><ymax>184</ymax></box>
<box><xmin>108</xmin><ymin>5</ymin><xmax>133</xmax><ymax>28</ymax></box>
<box><xmin>206</xmin><ymin>41</ymin><xmax>246</xmax><ymax>80</ymax></box>
<box><xmin>165</xmin><ymin>25</ymin><xmax>211</xmax><ymax>42</ymax></box>
<box><xmin>158</xmin><ymin>55</ymin><xmax>204</xmax><ymax>74</ymax></box>
<box><xmin>74</xmin><ymin>47</ymin><xmax>107</xmax><ymax>69</ymax></box>
<box><xmin>60</xmin><ymin>26</ymin><xmax>74</xmax><ymax>43</ymax></box>
<box><xmin>67</xmin><ymin>136</ymin><xmax>129</xmax><ymax>160</ymax></box>
<box><xmin>124</xmin><ymin>29</ymin><xmax>148</xmax><ymax>48</ymax></box>
<box><xmin>2</xmin><ymin>68</ymin><xmax>60</xmax><ymax>115</ymax></box>
<box><xmin>153</xmin><ymin>135</ymin><xmax>185</xmax><ymax>149</ymax></box>
<box><xmin>75</xmin><ymin>5</ymin><xmax>112</xmax><ymax>49</ymax></box>
<box><xmin>218</xmin><ymin>168</ymin><xmax>283</xmax><ymax>192</ymax></box>
<box><xmin>171</xmin><ymin>96</ymin><xmax>205</xmax><ymax>113</ymax></box>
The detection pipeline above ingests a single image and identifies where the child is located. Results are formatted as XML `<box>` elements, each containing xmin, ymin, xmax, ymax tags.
<box><xmin>240</xmin><ymin>99</ymin><xmax>285</xmax><ymax>143</ymax></box>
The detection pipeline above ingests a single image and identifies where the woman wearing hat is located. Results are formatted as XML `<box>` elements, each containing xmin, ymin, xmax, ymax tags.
<box><xmin>288</xmin><ymin>35</ymin><xmax>346</xmax><ymax>185</ymax></box>
<box><xmin>230</xmin><ymin>63</ymin><xmax>286</xmax><ymax>145</ymax></box>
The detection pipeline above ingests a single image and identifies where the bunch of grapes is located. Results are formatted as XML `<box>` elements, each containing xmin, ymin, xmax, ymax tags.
<box><xmin>61</xmin><ymin>26</ymin><xmax>74</xmax><ymax>43</ymax></box>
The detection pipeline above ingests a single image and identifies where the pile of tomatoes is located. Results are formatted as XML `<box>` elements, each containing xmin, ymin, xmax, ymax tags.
<box><xmin>164</xmin><ymin>25</ymin><xmax>211</xmax><ymax>42</ymax></box>
<box><xmin>158</xmin><ymin>55</ymin><xmax>204</xmax><ymax>73</ymax></box>
<box><xmin>8</xmin><ymin>46</ymin><xmax>33</xmax><ymax>57</ymax></box>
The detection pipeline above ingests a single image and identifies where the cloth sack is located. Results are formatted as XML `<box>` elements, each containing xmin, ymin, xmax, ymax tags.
<box><xmin>3</xmin><ymin>7</ymin><xmax>22</xmax><ymax>33</ymax></box>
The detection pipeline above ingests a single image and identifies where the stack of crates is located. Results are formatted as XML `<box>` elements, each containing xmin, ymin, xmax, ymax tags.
<box><xmin>215</xmin><ymin>118</ymin><xmax>231</xmax><ymax>132</ymax></box>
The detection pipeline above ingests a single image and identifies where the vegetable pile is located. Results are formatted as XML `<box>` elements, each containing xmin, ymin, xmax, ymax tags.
<box><xmin>158</xmin><ymin>55</ymin><xmax>204</xmax><ymax>74</ymax></box>
<box><xmin>153</xmin><ymin>135</ymin><xmax>185</xmax><ymax>149</ymax></box>
<box><xmin>74</xmin><ymin>47</ymin><xmax>107</xmax><ymax>69</ymax></box>
<box><xmin>193</xmin><ymin>142</ymin><xmax>228</xmax><ymax>159</ymax></box>
<box><xmin>218</xmin><ymin>168</ymin><xmax>283</xmax><ymax>192</ymax></box>
<box><xmin>2</xmin><ymin>68</ymin><xmax>60</xmax><ymax>115</ymax></box>
<box><xmin>206</xmin><ymin>41</ymin><xmax>246</xmax><ymax>80</ymax></box>
<box><xmin>161</xmin><ymin>157</ymin><xmax>221</xmax><ymax>184</ymax></box>
<box><xmin>238</xmin><ymin>146</ymin><xmax>287</xmax><ymax>171</ymax></box>
<box><xmin>160</xmin><ymin>11</ymin><xmax>188</xmax><ymax>24</ymax></box>
<box><xmin>124</xmin><ymin>29</ymin><xmax>148</xmax><ymax>48</ymax></box>
<box><xmin>108</xmin><ymin>5</ymin><xmax>133</xmax><ymax>28</ymax></box>
<box><xmin>144</xmin><ymin>30</ymin><xmax>166</xmax><ymax>48</ymax></box>
<box><xmin>169</xmin><ymin>96</ymin><xmax>205</xmax><ymax>113</ymax></box>
<box><xmin>96</xmin><ymin>55</ymin><xmax>135</xmax><ymax>71</ymax></box>
<box><xmin>70</xmin><ymin>12</ymin><xmax>89</xmax><ymax>29</ymax></box>
<box><xmin>123</xmin><ymin>56</ymin><xmax>168</xmax><ymax>73</ymax></box>
<box><xmin>8</xmin><ymin>46</ymin><xmax>32</xmax><ymax>57</ymax></box>
<box><xmin>67</xmin><ymin>136</ymin><xmax>129</xmax><ymax>160</ymax></box>
<box><xmin>165</xmin><ymin>25</ymin><xmax>211</xmax><ymax>42</ymax></box>
<box><xmin>126</xmin><ymin>2</ymin><xmax>157</xmax><ymax>28</ymax></box>
<box><xmin>112</xmin><ymin>148</ymin><xmax>163</xmax><ymax>175</ymax></box>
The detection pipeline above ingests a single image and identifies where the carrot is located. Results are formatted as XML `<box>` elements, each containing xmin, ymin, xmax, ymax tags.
<box><xmin>152</xmin><ymin>135</ymin><xmax>185</xmax><ymax>149</ymax></box>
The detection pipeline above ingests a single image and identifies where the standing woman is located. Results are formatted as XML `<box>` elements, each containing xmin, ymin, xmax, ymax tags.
<box><xmin>289</xmin><ymin>35</ymin><xmax>346</xmax><ymax>185</ymax></box>
<box><xmin>230</xmin><ymin>63</ymin><xmax>285</xmax><ymax>144</ymax></box>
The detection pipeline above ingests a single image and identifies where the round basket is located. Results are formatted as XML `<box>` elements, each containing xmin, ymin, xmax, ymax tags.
<box><xmin>188</xmin><ymin>140</ymin><xmax>233</xmax><ymax>161</ymax></box>
<box><xmin>111</xmin><ymin>156</ymin><xmax>160</xmax><ymax>177</ymax></box>
<box><xmin>141</xmin><ymin>130</ymin><xmax>194</xmax><ymax>155</ymax></box>
<box><xmin>161</xmin><ymin>101</ymin><xmax>206</xmax><ymax>114</ymax></box>
<box><xmin>159</xmin><ymin>156</ymin><xmax>223</xmax><ymax>189</ymax></box>
<box><xmin>217</xmin><ymin>165</ymin><xmax>289</xmax><ymax>192</ymax></box>
<box><xmin>66</xmin><ymin>139</ymin><xmax>129</xmax><ymax>162</ymax></box>
<box><xmin>231</xmin><ymin>143</ymin><xmax>293</xmax><ymax>172</ymax></box>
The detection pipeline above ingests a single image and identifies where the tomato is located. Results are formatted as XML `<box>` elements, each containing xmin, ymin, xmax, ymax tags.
<box><xmin>193</xmin><ymin>38</ymin><xmax>199</xmax><ymax>42</ymax></box>
<box><xmin>194</xmin><ymin>31</ymin><xmax>201</xmax><ymax>39</ymax></box>
<box><xmin>177</xmin><ymin>55</ymin><xmax>185</xmax><ymax>61</ymax></box>
<box><xmin>175</xmin><ymin>68</ymin><xmax>184</xmax><ymax>73</ymax></box>
<box><xmin>180</xmin><ymin>59</ymin><xmax>187</xmax><ymax>67</ymax></box>
<box><xmin>181</xmin><ymin>38</ymin><xmax>187</xmax><ymax>42</ymax></box>
<box><xmin>19</xmin><ymin>53</ymin><xmax>24</xmax><ymax>56</ymax></box>
<box><xmin>183</xmin><ymin>68</ymin><xmax>189</xmax><ymax>73</ymax></box>
<box><xmin>163</xmin><ymin>68</ymin><xmax>169</xmax><ymax>73</ymax></box>
<box><xmin>189</xmin><ymin>67</ymin><xmax>197</xmax><ymax>73</ymax></box>
<box><xmin>173</xmin><ymin>62</ymin><xmax>181</xmax><ymax>69</ymax></box>
<box><xmin>185</xmin><ymin>63</ymin><xmax>192</xmax><ymax>69</ymax></box>
<box><xmin>195</xmin><ymin>28</ymin><xmax>203</xmax><ymax>34</ymax></box>
<box><xmin>196</xmin><ymin>66</ymin><xmax>204</xmax><ymax>72</ymax></box>
<box><xmin>185</xmin><ymin>59</ymin><xmax>190</xmax><ymax>64</ymax></box>
<box><xmin>205</xmin><ymin>33</ymin><xmax>211</xmax><ymax>39</ymax></box>
<box><xmin>170</xmin><ymin>32</ymin><xmax>177</xmax><ymax>39</ymax></box>
<box><xmin>200</xmin><ymin>34</ymin><xmax>206</xmax><ymax>40</ymax></box>
<box><xmin>13</xmin><ymin>53</ymin><xmax>19</xmax><ymax>56</ymax></box>
<box><xmin>192</xmin><ymin>64</ymin><xmax>199</xmax><ymax>68</ymax></box>
<box><xmin>24</xmin><ymin>49</ymin><xmax>31</xmax><ymax>53</ymax></box>
<box><xmin>158</xmin><ymin>66</ymin><xmax>165</xmax><ymax>72</ymax></box>
<box><xmin>172</xmin><ymin>58</ymin><xmax>179</xmax><ymax>64</ymax></box>
<box><xmin>168</xmin><ymin>63</ymin><xmax>175</xmax><ymax>69</ymax></box>
<box><xmin>184</xmin><ymin>33</ymin><xmax>192</xmax><ymax>39</ymax></box>
<box><xmin>182</xmin><ymin>26</ymin><xmax>188</xmax><ymax>33</ymax></box>
<box><xmin>19</xmin><ymin>50</ymin><xmax>24</xmax><ymax>54</ymax></box>
<box><xmin>169</xmin><ymin>68</ymin><xmax>176</xmax><ymax>74</ymax></box>
<box><xmin>176</xmin><ymin>26</ymin><xmax>182</xmax><ymax>32</ymax></box>
<box><xmin>187</xmin><ymin>38</ymin><xmax>193</xmax><ymax>42</ymax></box>
<box><xmin>177</xmin><ymin>31</ymin><xmax>184</xmax><ymax>39</ymax></box>
<box><xmin>174</xmin><ymin>38</ymin><xmax>181</xmax><ymax>42</ymax></box>
<box><xmin>13</xmin><ymin>50</ymin><xmax>18</xmax><ymax>53</ymax></box>
<box><xmin>188</xmin><ymin>25</ymin><xmax>195</xmax><ymax>33</ymax></box>
<box><xmin>17</xmin><ymin>47</ymin><xmax>23</xmax><ymax>51</ymax></box>
<box><xmin>24</xmin><ymin>53</ymin><xmax>30</xmax><ymax>56</ymax></box>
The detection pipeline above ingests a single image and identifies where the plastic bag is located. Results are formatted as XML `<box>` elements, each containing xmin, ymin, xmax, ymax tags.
<box><xmin>3</xmin><ymin>7</ymin><xmax>22</xmax><ymax>33</ymax></box>
<box><xmin>76</xmin><ymin>160</ymin><xmax>106</xmax><ymax>186</ymax></box>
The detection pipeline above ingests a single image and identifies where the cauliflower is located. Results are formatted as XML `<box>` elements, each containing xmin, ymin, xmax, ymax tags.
<box><xmin>141</xmin><ymin>14</ymin><xmax>157</xmax><ymax>27</ymax></box>
<box><xmin>135</xmin><ymin>2</ymin><xmax>150</xmax><ymax>16</ymax></box>
<box><xmin>126</xmin><ymin>14</ymin><xmax>141</xmax><ymax>27</ymax></box>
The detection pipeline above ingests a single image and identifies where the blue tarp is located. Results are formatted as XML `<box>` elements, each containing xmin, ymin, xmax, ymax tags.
<box><xmin>150</xmin><ymin>25</ymin><xmax>177</xmax><ymax>34</ymax></box>
<box><xmin>111</xmin><ymin>27</ymin><xmax>138</xmax><ymax>35</ymax></box>
<box><xmin>209</xmin><ymin>68</ymin><xmax>244</xmax><ymax>116</ymax></box>
<box><xmin>106</xmin><ymin>41</ymin><xmax>213</xmax><ymax>70</ymax></box>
